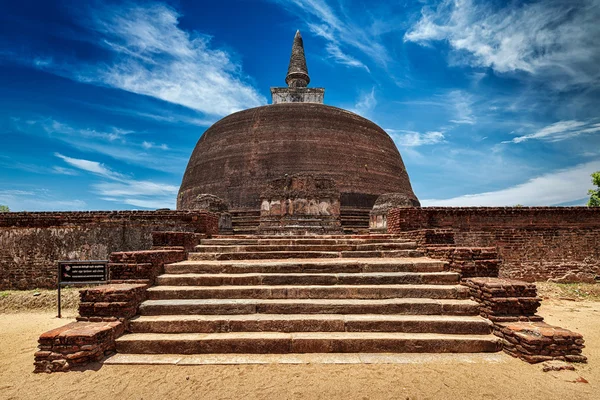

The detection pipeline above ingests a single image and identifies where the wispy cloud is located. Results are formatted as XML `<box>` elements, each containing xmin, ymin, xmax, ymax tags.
<box><xmin>446</xmin><ymin>90</ymin><xmax>475</xmax><ymax>125</ymax></box>
<box><xmin>0</xmin><ymin>189</ymin><xmax>86</xmax><ymax>211</ymax></box>
<box><xmin>387</xmin><ymin>129</ymin><xmax>445</xmax><ymax>147</ymax></box>
<box><xmin>405</xmin><ymin>0</ymin><xmax>600</xmax><ymax>89</ymax></box>
<box><xmin>504</xmin><ymin>120</ymin><xmax>600</xmax><ymax>144</ymax></box>
<box><xmin>141</xmin><ymin>141</ymin><xmax>169</xmax><ymax>150</ymax></box>
<box><xmin>350</xmin><ymin>87</ymin><xmax>377</xmax><ymax>118</ymax></box>
<box><xmin>55</xmin><ymin>152</ymin><xmax>125</xmax><ymax>180</ymax></box>
<box><xmin>273</xmin><ymin>0</ymin><xmax>388</xmax><ymax>71</ymax></box>
<box><xmin>55</xmin><ymin>153</ymin><xmax>177</xmax><ymax>209</ymax></box>
<box><xmin>12</xmin><ymin>117</ymin><xmax>187</xmax><ymax>173</ymax></box>
<box><xmin>19</xmin><ymin>2</ymin><xmax>266</xmax><ymax>116</ymax></box>
<box><xmin>52</xmin><ymin>166</ymin><xmax>79</xmax><ymax>176</ymax></box>
<box><xmin>422</xmin><ymin>160</ymin><xmax>600</xmax><ymax>206</ymax></box>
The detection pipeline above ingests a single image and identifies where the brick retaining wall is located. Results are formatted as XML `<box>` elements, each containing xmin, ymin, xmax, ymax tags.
<box><xmin>387</xmin><ymin>207</ymin><xmax>600</xmax><ymax>282</ymax></box>
<box><xmin>0</xmin><ymin>210</ymin><xmax>218</xmax><ymax>290</ymax></box>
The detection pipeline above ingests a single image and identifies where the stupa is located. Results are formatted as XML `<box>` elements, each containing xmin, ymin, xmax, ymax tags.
<box><xmin>178</xmin><ymin>31</ymin><xmax>419</xmax><ymax>232</ymax></box>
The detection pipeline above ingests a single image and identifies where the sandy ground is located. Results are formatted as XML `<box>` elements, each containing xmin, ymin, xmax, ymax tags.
<box><xmin>0</xmin><ymin>300</ymin><xmax>598</xmax><ymax>400</ymax></box>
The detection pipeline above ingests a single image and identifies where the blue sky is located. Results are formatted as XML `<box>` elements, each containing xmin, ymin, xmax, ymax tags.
<box><xmin>1</xmin><ymin>0</ymin><xmax>599</xmax><ymax>211</ymax></box>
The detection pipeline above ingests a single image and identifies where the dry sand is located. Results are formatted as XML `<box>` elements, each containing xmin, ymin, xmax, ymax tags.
<box><xmin>1</xmin><ymin>300</ymin><xmax>598</xmax><ymax>400</ymax></box>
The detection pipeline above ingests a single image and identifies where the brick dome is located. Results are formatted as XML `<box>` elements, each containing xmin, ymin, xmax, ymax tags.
<box><xmin>177</xmin><ymin>102</ymin><xmax>419</xmax><ymax>211</ymax></box>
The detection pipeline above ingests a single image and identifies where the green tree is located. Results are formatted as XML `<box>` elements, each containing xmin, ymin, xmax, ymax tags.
<box><xmin>588</xmin><ymin>171</ymin><xmax>600</xmax><ymax>207</ymax></box>
<box><xmin>0</xmin><ymin>205</ymin><xmax>9</xmax><ymax>212</ymax></box>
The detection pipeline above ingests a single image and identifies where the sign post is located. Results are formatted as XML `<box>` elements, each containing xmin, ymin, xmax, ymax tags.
<box><xmin>57</xmin><ymin>260</ymin><xmax>108</xmax><ymax>318</ymax></box>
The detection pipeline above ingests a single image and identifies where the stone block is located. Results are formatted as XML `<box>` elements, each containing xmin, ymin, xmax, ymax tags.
<box><xmin>34</xmin><ymin>321</ymin><xmax>124</xmax><ymax>373</ymax></box>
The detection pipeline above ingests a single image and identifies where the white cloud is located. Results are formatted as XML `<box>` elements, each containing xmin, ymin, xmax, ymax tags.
<box><xmin>0</xmin><ymin>189</ymin><xmax>86</xmax><ymax>211</ymax></box>
<box><xmin>446</xmin><ymin>90</ymin><xmax>475</xmax><ymax>125</ymax></box>
<box><xmin>387</xmin><ymin>129</ymin><xmax>445</xmax><ymax>147</ymax></box>
<box><xmin>48</xmin><ymin>120</ymin><xmax>131</xmax><ymax>142</ymax></box>
<box><xmin>405</xmin><ymin>0</ymin><xmax>600</xmax><ymax>89</ymax></box>
<box><xmin>92</xmin><ymin>181</ymin><xmax>178</xmax><ymax>197</ymax></box>
<box><xmin>13</xmin><ymin>118</ymin><xmax>187</xmax><ymax>173</ymax></box>
<box><xmin>142</xmin><ymin>141</ymin><xmax>169</xmax><ymax>150</ymax></box>
<box><xmin>422</xmin><ymin>160</ymin><xmax>600</xmax><ymax>206</ymax></box>
<box><xmin>504</xmin><ymin>120</ymin><xmax>600</xmax><ymax>144</ymax></box>
<box><xmin>274</xmin><ymin>0</ymin><xmax>388</xmax><ymax>70</ymax></box>
<box><xmin>54</xmin><ymin>153</ymin><xmax>177</xmax><ymax>209</ymax></box>
<box><xmin>27</xmin><ymin>2</ymin><xmax>265</xmax><ymax>116</ymax></box>
<box><xmin>54</xmin><ymin>153</ymin><xmax>124</xmax><ymax>180</ymax></box>
<box><xmin>350</xmin><ymin>87</ymin><xmax>377</xmax><ymax>117</ymax></box>
<box><xmin>325</xmin><ymin>43</ymin><xmax>370</xmax><ymax>72</ymax></box>
<box><xmin>52</xmin><ymin>166</ymin><xmax>79</xmax><ymax>176</ymax></box>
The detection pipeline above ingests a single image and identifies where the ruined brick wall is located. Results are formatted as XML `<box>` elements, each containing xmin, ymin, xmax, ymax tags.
<box><xmin>387</xmin><ymin>207</ymin><xmax>600</xmax><ymax>282</ymax></box>
<box><xmin>0</xmin><ymin>210</ymin><xmax>219</xmax><ymax>290</ymax></box>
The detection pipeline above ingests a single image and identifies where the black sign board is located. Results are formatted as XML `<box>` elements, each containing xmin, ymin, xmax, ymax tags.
<box><xmin>58</xmin><ymin>260</ymin><xmax>108</xmax><ymax>284</ymax></box>
<box><xmin>57</xmin><ymin>260</ymin><xmax>108</xmax><ymax>318</ymax></box>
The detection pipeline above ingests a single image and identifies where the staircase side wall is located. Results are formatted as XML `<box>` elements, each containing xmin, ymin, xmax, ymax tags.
<box><xmin>0</xmin><ymin>211</ymin><xmax>218</xmax><ymax>290</ymax></box>
<box><xmin>387</xmin><ymin>207</ymin><xmax>600</xmax><ymax>282</ymax></box>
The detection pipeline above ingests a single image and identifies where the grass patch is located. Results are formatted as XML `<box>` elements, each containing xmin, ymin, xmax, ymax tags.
<box><xmin>537</xmin><ymin>282</ymin><xmax>600</xmax><ymax>301</ymax></box>
<box><xmin>0</xmin><ymin>287</ymin><xmax>81</xmax><ymax>313</ymax></box>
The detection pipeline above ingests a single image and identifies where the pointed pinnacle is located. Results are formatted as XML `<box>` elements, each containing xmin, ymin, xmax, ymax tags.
<box><xmin>286</xmin><ymin>30</ymin><xmax>310</xmax><ymax>88</ymax></box>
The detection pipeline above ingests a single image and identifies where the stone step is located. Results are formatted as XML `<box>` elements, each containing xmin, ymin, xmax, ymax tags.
<box><xmin>200</xmin><ymin>238</ymin><xmax>412</xmax><ymax>246</ymax></box>
<box><xmin>340</xmin><ymin>217</ymin><xmax>370</xmax><ymax>222</ymax></box>
<box><xmin>116</xmin><ymin>332</ymin><xmax>503</xmax><ymax>354</ymax></box>
<box><xmin>129</xmin><ymin>314</ymin><xmax>492</xmax><ymax>334</ymax></box>
<box><xmin>156</xmin><ymin>271</ymin><xmax>460</xmax><ymax>286</ymax></box>
<box><xmin>188</xmin><ymin>250</ymin><xmax>423</xmax><ymax>261</ymax></box>
<box><xmin>165</xmin><ymin>258</ymin><xmax>447</xmax><ymax>274</ymax></box>
<box><xmin>194</xmin><ymin>243</ymin><xmax>417</xmax><ymax>253</ymax></box>
<box><xmin>139</xmin><ymin>298</ymin><xmax>479</xmax><ymax>316</ymax></box>
<box><xmin>146</xmin><ymin>285</ymin><xmax>469</xmax><ymax>300</ymax></box>
<box><xmin>212</xmin><ymin>234</ymin><xmax>402</xmax><ymax>239</ymax></box>
<box><xmin>104</xmin><ymin>352</ymin><xmax>507</xmax><ymax>365</ymax></box>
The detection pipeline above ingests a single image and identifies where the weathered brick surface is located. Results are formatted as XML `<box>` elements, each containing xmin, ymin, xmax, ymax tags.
<box><xmin>151</xmin><ymin>231</ymin><xmax>207</xmax><ymax>252</ymax></box>
<box><xmin>425</xmin><ymin>247</ymin><xmax>500</xmax><ymax>278</ymax></box>
<box><xmin>177</xmin><ymin>103</ymin><xmax>419</xmax><ymax>212</ymax></box>
<box><xmin>0</xmin><ymin>210</ymin><xmax>218</xmax><ymax>290</ymax></box>
<box><xmin>398</xmin><ymin>229</ymin><xmax>455</xmax><ymax>247</ymax></box>
<box><xmin>464</xmin><ymin>278</ymin><xmax>541</xmax><ymax>321</ymax></box>
<box><xmin>34</xmin><ymin>321</ymin><xmax>124</xmax><ymax>373</ymax></box>
<box><xmin>79</xmin><ymin>284</ymin><xmax>147</xmax><ymax>320</ymax></box>
<box><xmin>109</xmin><ymin>249</ymin><xmax>186</xmax><ymax>284</ymax></box>
<box><xmin>463</xmin><ymin>276</ymin><xmax>586</xmax><ymax>363</ymax></box>
<box><xmin>387</xmin><ymin>207</ymin><xmax>600</xmax><ymax>281</ymax></box>
<box><xmin>495</xmin><ymin>321</ymin><xmax>587</xmax><ymax>364</ymax></box>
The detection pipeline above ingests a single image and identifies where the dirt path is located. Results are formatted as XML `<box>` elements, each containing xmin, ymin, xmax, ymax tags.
<box><xmin>0</xmin><ymin>300</ymin><xmax>598</xmax><ymax>400</ymax></box>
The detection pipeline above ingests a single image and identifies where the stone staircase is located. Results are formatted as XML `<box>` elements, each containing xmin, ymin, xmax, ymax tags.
<box><xmin>116</xmin><ymin>235</ymin><xmax>502</xmax><ymax>356</ymax></box>
<box><xmin>340</xmin><ymin>207</ymin><xmax>371</xmax><ymax>234</ymax></box>
<box><xmin>230</xmin><ymin>210</ymin><xmax>260</xmax><ymax>235</ymax></box>
<box><xmin>231</xmin><ymin>208</ymin><xmax>371</xmax><ymax>235</ymax></box>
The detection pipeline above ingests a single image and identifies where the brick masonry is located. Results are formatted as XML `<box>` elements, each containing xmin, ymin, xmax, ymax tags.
<box><xmin>108</xmin><ymin>249</ymin><xmax>187</xmax><ymax>284</ymax></box>
<box><xmin>0</xmin><ymin>210</ymin><xmax>218</xmax><ymax>289</ymax></box>
<box><xmin>387</xmin><ymin>207</ymin><xmax>600</xmax><ymax>282</ymax></box>
<box><xmin>34</xmin><ymin>320</ymin><xmax>125</xmax><ymax>373</ymax></box>
<box><xmin>78</xmin><ymin>283</ymin><xmax>148</xmax><ymax>320</ymax></box>
<box><xmin>495</xmin><ymin>321</ymin><xmax>587</xmax><ymax>364</ymax></box>
<box><xmin>464</xmin><ymin>277</ymin><xmax>586</xmax><ymax>363</ymax></box>
<box><xmin>34</xmin><ymin>231</ymin><xmax>195</xmax><ymax>373</ymax></box>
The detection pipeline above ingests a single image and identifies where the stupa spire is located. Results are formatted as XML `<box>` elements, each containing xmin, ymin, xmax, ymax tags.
<box><xmin>285</xmin><ymin>30</ymin><xmax>310</xmax><ymax>88</ymax></box>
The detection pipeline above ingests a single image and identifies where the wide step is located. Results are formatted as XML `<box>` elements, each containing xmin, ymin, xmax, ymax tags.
<box><xmin>139</xmin><ymin>298</ymin><xmax>479</xmax><ymax>316</ymax></box>
<box><xmin>130</xmin><ymin>314</ymin><xmax>492</xmax><ymax>334</ymax></box>
<box><xmin>116</xmin><ymin>332</ymin><xmax>503</xmax><ymax>354</ymax></box>
<box><xmin>188</xmin><ymin>250</ymin><xmax>423</xmax><ymax>261</ymax></box>
<box><xmin>146</xmin><ymin>285</ymin><xmax>469</xmax><ymax>300</ymax></box>
<box><xmin>201</xmin><ymin>238</ymin><xmax>413</xmax><ymax>246</ymax></box>
<box><xmin>194</xmin><ymin>243</ymin><xmax>416</xmax><ymax>253</ymax></box>
<box><xmin>156</xmin><ymin>271</ymin><xmax>460</xmax><ymax>286</ymax></box>
<box><xmin>165</xmin><ymin>258</ymin><xmax>447</xmax><ymax>274</ymax></box>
